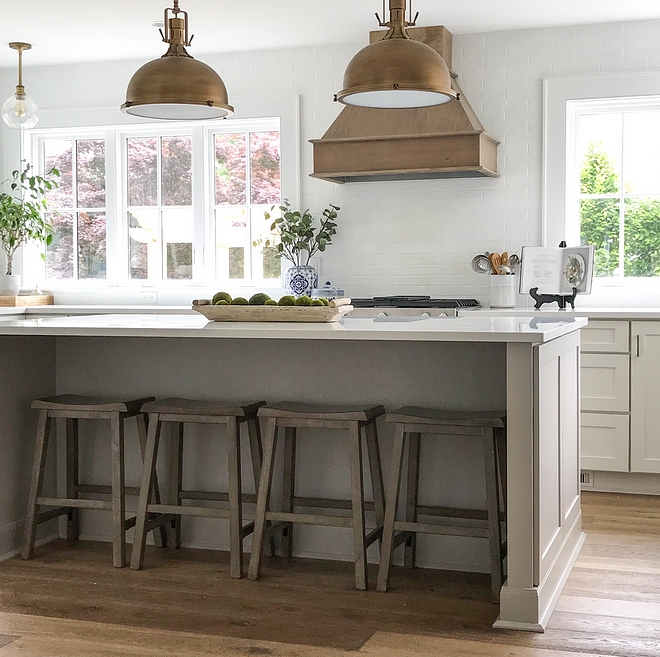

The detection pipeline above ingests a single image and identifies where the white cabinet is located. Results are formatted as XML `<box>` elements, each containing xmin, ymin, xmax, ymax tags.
<box><xmin>581</xmin><ymin>321</ymin><xmax>630</xmax><ymax>353</ymax></box>
<box><xmin>580</xmin><ymin>412</ymin><xmax>630</xmax><ymax>471</ymax></box>
<box><xmin>581</xmin><ymin>353</ymin><xmax>630</xmax><ymax>412</ymax></box>
<box><xmin>631</xmin><ymin>321</ymin><xmax>660</xmax><ymax>473</ymax></box>
<box><xmin>580</xmin><ymin>320</ymin><xmax>630</xmax><ymax>473</ymax></box>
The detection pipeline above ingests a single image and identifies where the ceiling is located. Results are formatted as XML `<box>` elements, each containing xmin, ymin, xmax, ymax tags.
<box><xmin>2</xmin><ymin>0</ymin><xmax>660</xmax><ymax>69</ymax></box>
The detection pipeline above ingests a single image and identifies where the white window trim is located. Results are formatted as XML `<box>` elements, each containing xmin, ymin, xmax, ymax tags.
<box><xmin>18</xmin><ymin>97</ymin><xmax>299</xmax><ymax>295</ymax></box>
<box><xmin>543</xmin><ymin>72</ymin><xmax>660</xmax><ymax>289</ymax></box>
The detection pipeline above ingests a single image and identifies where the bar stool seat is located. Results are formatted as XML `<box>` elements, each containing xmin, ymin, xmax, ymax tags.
<box><xmin>259</xmin><ymin>402</ymin><xmax>385</xmax><ymax>422</ymax></box>
<box><xmin>377</xmin><ymin>406</ymin><xmax>507</xmax><ymax>603</ymax></box>
<box><xmin>23</xmin><ymin>394</ymin><xmax>163</xmax><ymax>568</ymax></box>
<box><xmin>248</xmin><ymin>402</ymin><xmax>386</xmax><ymax>590</ymax></box>
<box><xmin>130</xmin><ymin>398</ymin><xmax>267</xmax><ymax>579</ymax></box>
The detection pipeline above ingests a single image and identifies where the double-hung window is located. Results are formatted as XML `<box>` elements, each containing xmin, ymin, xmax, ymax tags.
<box><xmin>570</xmin><ymin>99</ymin><xmax>660</xmax><ymax>278</ymax></box>
<box><xmin>22</xmin><ymin>106</ymin><xmax>293</xmax><ymax>288</ymax></box>
<box><xmin>544</xmin><ymin>72</ymin><xmax>660</xmax><ymax>283</ymax></box>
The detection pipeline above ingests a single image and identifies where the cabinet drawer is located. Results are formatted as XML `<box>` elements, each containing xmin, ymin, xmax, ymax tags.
<box><xmin>581</xmin><ymin>321</ymin><xmax>629</xmax><ymax>353</ymax></box>
<box><xmin>581</xmin><ymin>412</ymin><xmax>630</xmax><ymax>472</ymax></box>
<box><xmin>581</xmin><ymin>353</ymin><xmax>630</xmax><ymax>412</ymax></box>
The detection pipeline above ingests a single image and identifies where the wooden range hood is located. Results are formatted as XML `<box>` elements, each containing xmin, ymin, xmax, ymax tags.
<box><xmin>310</xmin><ymin>26</ymin><xmax>499</xmax><ymax>184</ymax></box>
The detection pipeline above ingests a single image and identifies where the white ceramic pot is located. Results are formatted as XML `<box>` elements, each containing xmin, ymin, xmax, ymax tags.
<box><xmin>284</xmin><ymin>265</ymin><xmax>318</xmax><ymax>298</ymax></box>
<box><xmin>0</xmin><ymin>274</ymin><xmax>20</xmax><ymax>296</ymax></box>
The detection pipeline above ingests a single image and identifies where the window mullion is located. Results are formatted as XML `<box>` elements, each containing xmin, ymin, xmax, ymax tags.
<box><xmin>192</xmin><ymin>125</ymin><xmax>207</xmax><ymax>281</ymax></box>
<box><xmin>245</xmin><ymin>132</ymin><xmax>253</xmax><ymax>280</ymax></box>
<box><xmin>104</xmin><ymin>130</ymin><xmax>121</xmax><ymax>282</ymax></box>
<box><xmin>72</xmin><ymin>140</ymin><xmax>80</xmax><ymax>280</ymax></box>
<box><xmin>155</xmin><ymin>136</ymin><xmax>163</xmax><ymax>282</ymax></box>
<box><xmin>619</xmin><ymin>112</ymin><xmax>625</xmax><ymax>278</ymax></box>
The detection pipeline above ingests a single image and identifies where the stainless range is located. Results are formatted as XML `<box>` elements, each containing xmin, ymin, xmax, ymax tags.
<box><xmin>346</xmin><ymin>296</ymin><xmax>481</xmax><ymax>318</ymax></box>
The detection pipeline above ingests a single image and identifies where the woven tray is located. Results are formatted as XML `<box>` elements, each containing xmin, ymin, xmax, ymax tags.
<box><xmin>192</xmin><ymin>298</ymin><xmax>353</xmax><ymax>323</ymax></box>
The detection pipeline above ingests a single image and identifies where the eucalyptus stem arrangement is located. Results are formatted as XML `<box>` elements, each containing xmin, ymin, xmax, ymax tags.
<box><xmin>255</xmin><ymin>198</ymin><xmax>340</xmax><ymax>267</ymax></box>
<box><xmin>0</xmin><ymin>162</ymin><xmax>59</xmax><ymax>275</ymax></box>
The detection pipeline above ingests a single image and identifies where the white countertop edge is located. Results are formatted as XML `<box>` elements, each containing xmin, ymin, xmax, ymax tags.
<box><xmin>0</xmin><ymin>314</ymin><xmax>588</xmax><ymax>343</ymax></box>
<box><xmin>463</xmin><ymin>307</ymin><xmax>660</xmax><ymax>320</ymax></box>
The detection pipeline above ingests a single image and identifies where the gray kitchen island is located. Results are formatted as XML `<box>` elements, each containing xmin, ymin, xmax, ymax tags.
<box><xmin>0</xmin><ymin>312</ymin><xmax>586</xmax><ymax>631</ymax></box>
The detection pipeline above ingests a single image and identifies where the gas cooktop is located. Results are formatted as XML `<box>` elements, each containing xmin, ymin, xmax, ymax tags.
<box><xmin>350</xmin><ymin>296</ymin><xmax>481</xmax><ymax>309</ymax></box>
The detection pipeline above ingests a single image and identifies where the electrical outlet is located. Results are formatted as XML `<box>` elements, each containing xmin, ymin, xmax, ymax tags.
<box><xmin>140</xmin><ymin>291</ymin><xmax>158</xmax><ymax>303</ymax></box>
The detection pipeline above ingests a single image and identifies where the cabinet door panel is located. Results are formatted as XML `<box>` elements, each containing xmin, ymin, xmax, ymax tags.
<box><xmin>581</xmin><ymin>321</ymin><xmax>630</xmax><ymax>354</ymax></box>
<box><xmin>580</xmin><ymin>412</ymin><xmax>630</xmax><ymax>472</ymax></box>
<box><xmin>631</xmin><ymin>322</ymin><xmax>660</xmax><ymax>472</ymax></box>
<box><xmin>581</xmin><ymin>353</ymin><xmax>630</xmax><ymax>412</ymax></box>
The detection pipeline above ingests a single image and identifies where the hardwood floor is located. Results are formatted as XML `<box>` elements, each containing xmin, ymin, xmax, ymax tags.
<box><xmin>0</xmin><ymin>491</ymin><xmax>658</xmax><ymax>656</ymax></box>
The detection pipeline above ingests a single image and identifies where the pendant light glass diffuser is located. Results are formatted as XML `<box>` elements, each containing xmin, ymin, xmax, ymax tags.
<box><xmin>122</xmin><ymin>0</ymin><xmax>233</xmax><ymax>120</ymax></box>
<box><xmin>336</xmin><ymin>0</ymin><xmax>457</xmax><ymax>109</ymax></box>
<box><xmin>2</xmin><ymin>42</ymin><xmax>39</xmax><ymax>129</ymax></box>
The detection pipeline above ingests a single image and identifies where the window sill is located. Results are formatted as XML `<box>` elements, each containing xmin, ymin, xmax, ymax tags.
<box><xmin>28</xmin><ymin>283</ymin><xmax>288</xmax><ymax>307</ymax></box>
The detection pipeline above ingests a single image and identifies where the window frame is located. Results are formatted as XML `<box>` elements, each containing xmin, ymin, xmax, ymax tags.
<box><xmin>544</xmin><ymin>72</ymin><xmax>660</xmax><ymax>288</ymax></box>
<box><xmin>19</xmin><ymin>97</ymin><xmax>299</xmax><ymax>292</ymax></box>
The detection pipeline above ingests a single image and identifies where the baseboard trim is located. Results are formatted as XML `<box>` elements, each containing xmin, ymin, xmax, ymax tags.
<box><xmin>591</xmin><ymin>470</ymin><xmax>660</xmax><ymax>495</ymax></box>
<box><xmin>0</xmin><ymin>517</ymin><xmax>59</xmax><ymax>562</ymax></box>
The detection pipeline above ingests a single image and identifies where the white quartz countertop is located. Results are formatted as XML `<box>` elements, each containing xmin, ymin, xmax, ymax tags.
<box><xmin>1</xmin><ymin>303</ymin><xmax>659</xmax><ymax>321</ymax></box>
<box><xmin>463</xmin><ymin>307</ymin><xmax>660</xmax><ymax>320</ymax></box>
<box><xmin>0</xmin><ymin>312</ymin><xmax>587</xmax><ymax>343</ymax></box>
<box><xmin>0</xmin><ymin>305</ymin><xmax>196</xmax><ymax>317</ymax></box>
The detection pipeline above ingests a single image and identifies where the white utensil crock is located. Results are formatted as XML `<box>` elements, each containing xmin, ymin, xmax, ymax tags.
<box><xmin>490</xmin><ymin>274</ymin><xmax>517</xmax><ymax>308</ymax></box>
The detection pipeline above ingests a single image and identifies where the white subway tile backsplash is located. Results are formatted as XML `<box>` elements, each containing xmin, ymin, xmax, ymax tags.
<box><xmin>8</xmin><ymin>18</ymin><xmax>660</xmax><ymax>304</ymax></box>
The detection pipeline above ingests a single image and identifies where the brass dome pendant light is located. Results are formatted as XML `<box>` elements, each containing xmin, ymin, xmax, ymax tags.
<box><xmin>122</xmin><ymin>0</ymin><xmax>233</xmax><ymax>120</ymax></box>
<box><xmin>2</xmin><ymin>42</ymin><xmax>39</xmax><ymax>129</ymax></box>
<box><xmin>336</xmin><ymin>0</ymin><xmax>457</xmax><ymax>109</ymax></box>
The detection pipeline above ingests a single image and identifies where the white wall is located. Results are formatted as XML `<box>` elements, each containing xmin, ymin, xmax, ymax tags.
<box><xmin>2</xmin><ymin>19</ymin><xmax>660</xmax><ymax>305</ymax></box>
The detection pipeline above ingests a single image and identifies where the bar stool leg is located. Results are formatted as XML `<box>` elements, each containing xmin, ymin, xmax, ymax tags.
<box><xmin>169</xmin><ymin>421</ymin><xmax>184</xmax><ymax>549</ymax></box>
<box><xmin>65</xmin><ymin>418</ymin><xmax>80</xmax><ymax>544</ymax></box>
<box><xmin>136</xmin><ymin>413</ymin><xmax>167</xmax><ymax>549</ymax></box>
<box><xmin>247</xmin><ymin>417</ymin><xmax>276</xmax><ymax>557</ymax></box>
<box><xmin>484</xmin><ymin>427</ymin><xmax>503</xmax><ymax>603</ymax></box>
<box><xmin>405</xmin><ymin>431</ymin><xmax>421</xmax><ymax>569</ymax></box>
<box><xmin>281</xmin><ymin>426</ymin><xmax>296</xmax><ymax>559</ymax></box>
<box><xmin>110</xmin><ymin>414</ymin><xmax>127</xmax><ymax>568</ymax></box>
<box><xmin>364</xmin><ymin>420</ymin><xmax>385</xmax><ymax>532</ymax></box>
<box><xmin>248</xmin><ymin>417</ymin><xmax>278</xmax><ymax>581</ymax></box>
<box><xmin>131</xmin><ymin>413</ymin><xmax>162</xmax><ymax>570</ymax></box>
<box><xmin>22</xmin><ymin>410</ymin><xmax>52</xmax><ymax>560</ymax></box>
<box><xmin>376</xmin><ymin>423</ymin><xmax>407</xmax><ymax>592</ymax></box>
<box><xmin>349</xmin><ymin>421</ymin><xmax>367</xmax><ymax>590</ymax></box>
<box><xmin>227</xmin><ymin>416</ymin><xmax>244</xmax><ymax>578</ymax></box>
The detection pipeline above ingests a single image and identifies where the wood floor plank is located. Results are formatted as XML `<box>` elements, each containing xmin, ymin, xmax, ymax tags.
<box><xmin>360</xmin><ymin>632</ymin><xmax>610</xmax><ymax>656</ymax></box>
<box><xmin>0</xmin><ymin>611</ymin><xmax>350</xmax><ymax>657</ymax></box>
<box><xmin>555</xmin><ymin>595</ymin><xmax>660</xmax><ymax>621</ymax></box>
<box><xmin>0</xmin><ymin>492</ymin><xmax>659</xmax><ymax>656</ymax></box>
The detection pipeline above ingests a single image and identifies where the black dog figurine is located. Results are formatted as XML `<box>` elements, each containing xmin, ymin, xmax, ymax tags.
<box><xmin>529</xmin><ymin>287</ymin><xmax>578</xmax><ymax>310</ymax></box>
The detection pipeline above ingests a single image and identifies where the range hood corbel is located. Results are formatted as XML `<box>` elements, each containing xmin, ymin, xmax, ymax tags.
<box><xmin>310</xmin><ymin>26</ymin><xmax>499</xmax><ymax>184</ymax></box>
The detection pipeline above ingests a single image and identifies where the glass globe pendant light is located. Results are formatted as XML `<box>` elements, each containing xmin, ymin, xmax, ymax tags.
<box><xmin>122</xmin><ymin>0</ymin><xmax>233</xmax><ymax>120</ymax></box>
<box><xmin>336</xmin><ymin>0</ymin><xmax>457</xmax><ymax>109</ymax></box>
<box><xmin>2</xmin><ymin>42</ymin><xmax>39</xmax><ymax>129</ymax></box>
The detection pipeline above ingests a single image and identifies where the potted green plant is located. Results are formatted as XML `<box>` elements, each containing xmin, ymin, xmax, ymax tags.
<box><xmin>0</xmin><ymin>162</ymin><xmax>58</xmax><ymax>296</ymax></box>
<box><xmin>255</xmin><ymin>198</ymin><xmax>340</xmax><ymax>297</ymax></box>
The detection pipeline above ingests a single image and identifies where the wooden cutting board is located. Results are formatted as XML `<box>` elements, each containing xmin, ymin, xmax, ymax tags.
<box><xmin>0</xmin><ymin>295</ymin><xmax>54</xmax><ymax>307</ymax></box>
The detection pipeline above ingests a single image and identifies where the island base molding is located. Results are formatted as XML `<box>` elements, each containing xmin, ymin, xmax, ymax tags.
<box><xmin>495</xmin><ymin>514</ymin><xmax>586</xmax><ymax>631</ymax></box>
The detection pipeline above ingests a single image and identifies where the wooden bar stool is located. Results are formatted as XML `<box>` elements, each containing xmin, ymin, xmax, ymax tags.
<box><xmin>248</xmin><ymin>402</ymin><xmax>386</xmax><ymax>590</ymax></box>
<box><xmin>130</xmin><ymin>398</ymin><xmax>266</xmax><ymax>579</ymax></box>
<box><xmin>22</xmin><ymin>394</ymin><xmax>164</xmax><ymax>568</ymax></box>
<box><xmin>376</xmin><ymin>406</ymin><xmax>507</xmax><ymax>603</ymax></box>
